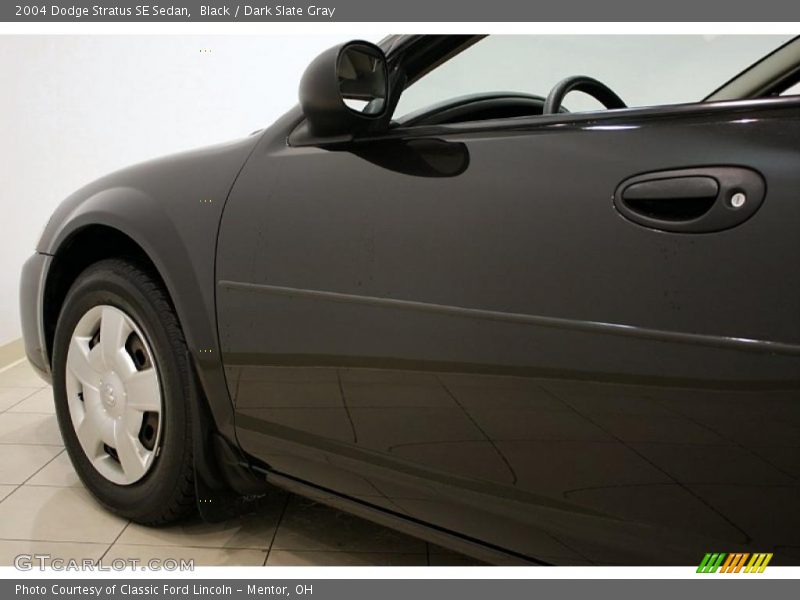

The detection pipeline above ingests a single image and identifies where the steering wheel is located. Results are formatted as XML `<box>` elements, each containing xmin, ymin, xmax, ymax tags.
<box><xmin>543</xmin><ymin>76</ymin><xmax>627</xmax><ymax>115</ymax></box>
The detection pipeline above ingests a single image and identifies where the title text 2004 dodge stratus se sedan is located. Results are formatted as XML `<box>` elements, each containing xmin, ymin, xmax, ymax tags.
<box><xmin>20</xmin><ymin>35</ymin><xmax>800</xmax><ymax>565</ymax></box>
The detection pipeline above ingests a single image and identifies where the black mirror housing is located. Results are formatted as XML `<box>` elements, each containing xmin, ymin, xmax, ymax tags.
<box><xmin>299</xmin><ymin>40</ymin><xmax>389</xmax><ymax>137</ymax></box>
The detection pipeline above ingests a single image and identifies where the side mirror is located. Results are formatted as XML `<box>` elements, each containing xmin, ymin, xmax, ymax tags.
<box><xmin>299</xmin><ymin>40</ymin><xmax>389</xmax><ymax>137</ymax></box>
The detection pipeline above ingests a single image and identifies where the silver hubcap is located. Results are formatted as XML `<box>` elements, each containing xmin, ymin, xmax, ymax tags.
<box><xmin>65</xmin><ymin>305</ymin><xmax>163</xmax><ymax>485</ymax></box>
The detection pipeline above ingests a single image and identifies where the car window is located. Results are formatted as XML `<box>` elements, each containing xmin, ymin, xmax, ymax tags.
<box><xmin>394</xmin><ymin>35</ymin><xmax>793</xmax><ymax>121</ymax></box>
<box><xmin>781</xmin><ymin>80</ymin><xmax>800</xmax><ymax>96</ymax></box>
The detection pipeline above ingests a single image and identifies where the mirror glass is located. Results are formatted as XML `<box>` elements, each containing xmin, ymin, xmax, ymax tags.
<box><xmin>337</xmin><ymin>44</ymin><xmax>387</xmax><ymax>115</ymax></box>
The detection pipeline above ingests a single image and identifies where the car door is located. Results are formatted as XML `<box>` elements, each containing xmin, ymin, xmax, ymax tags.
<box><xmin>216</xmin><ymin>42</ymin><xmax>800</xmax><ymax>565</ymax></box>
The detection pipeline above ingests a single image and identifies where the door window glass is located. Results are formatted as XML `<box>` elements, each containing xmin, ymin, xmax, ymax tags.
<box><xmin>394</xmin><ymin>35</ymin><xmax>793</xmax><ymax>121</ymax></box>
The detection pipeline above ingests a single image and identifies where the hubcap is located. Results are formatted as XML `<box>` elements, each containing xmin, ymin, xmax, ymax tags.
<box><xmin>65</xmin><ymin>305</ymin><xmax>163</xmax><ymax>485</ymax></box>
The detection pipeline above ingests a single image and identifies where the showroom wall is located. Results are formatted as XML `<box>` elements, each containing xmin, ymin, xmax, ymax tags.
<box><xmin>0</xmin><ymin>34</ymin><xmax>788</xmax><ymax>346</ymax></box>
<box><xmin>0</xmin><ymin>34</ymin><xmax>375</xmax><ymax>346</ymax></box>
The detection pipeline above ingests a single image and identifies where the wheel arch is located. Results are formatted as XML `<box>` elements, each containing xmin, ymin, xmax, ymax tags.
<box><xmin>43</xmin><ymin>224</ymin><xmax>167</xmax><ymax>364</ymax></box>
<box><xmin>43</xmin><ymin>222</ymin><xmax>269</xmax><ymax>508</ymax></box>
<box><xmin>40</xmin><ymin>189</ymin><xmax>231</xmax><ymax>434</ymax></box>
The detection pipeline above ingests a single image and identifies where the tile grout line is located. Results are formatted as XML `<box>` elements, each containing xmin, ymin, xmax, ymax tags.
<box><xmin>263</xmin><ymin>493</ymin><xmax>291</xmax><ymax>566</ymax></box>
<box><xmin>18</xmin><ymin>448</ymin><xmax>67</xmax><ymax>486</ymax></box>
<box><xmin>0</xmin><ymin>447</ymin><xmax>68</xmax><ymax>505</ymax></box>
<box><xmin>0</xmin><ymin>483</ymin><xmax>22</xmax><ymax>506</ymax></box>
<box><xmin>98</xmin><ymin>521</ymin><xmax>132</xmax><ymax>565</ymax></box>
<box><xmin>0</xmin><ymin>387</ymin><xmax>47</xmax><ymax>414</ymax></box>
<box><xmin>0</xmin><ymin>458</ymin><xmax>125</xmax><ymax>565</ymax></box>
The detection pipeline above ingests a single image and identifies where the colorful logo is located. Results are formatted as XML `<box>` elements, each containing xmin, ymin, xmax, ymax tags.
<box><xmin>697</xmin><ymin>553</ymin><xmax>773</xmax><ymax>573</ymax></box>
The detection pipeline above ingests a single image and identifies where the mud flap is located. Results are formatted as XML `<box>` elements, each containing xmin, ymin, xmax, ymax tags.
<box><xmin>191</xmin><ymin>368</ymin><xmax>273</xmax><ymax>522</ymax></box>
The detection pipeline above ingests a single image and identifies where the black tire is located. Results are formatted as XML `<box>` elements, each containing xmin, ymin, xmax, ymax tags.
<box><xmin>52</xmin><ymin>258</ymin><xmax>195</xmax><ymax>524</ymax></box>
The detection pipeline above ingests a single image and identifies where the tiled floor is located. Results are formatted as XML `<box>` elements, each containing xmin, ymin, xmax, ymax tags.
<box><xmin>0</xmin><ymin>359</ymin><xmax>478</xmax><ymax>567</ymax></box>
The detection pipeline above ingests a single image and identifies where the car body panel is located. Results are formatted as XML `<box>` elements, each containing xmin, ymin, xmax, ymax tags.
<box><xmin>19</xmin><ymin>252</ymin><xmax>52</xmax><ymax>379</ymax></box>
<box><xmin>19</xmin><ymin>35</ymin><xmax>800</xmax><ymax>565</ymax></box>
<box><xmin>217</xmin><ymin>100</ymin><xmax>800</xmax><ymax>564</ymax></box>
<box><xmin>25</xmin><ymin>134</ymin><xmax>262</xmax><ymax>436</ymax></box>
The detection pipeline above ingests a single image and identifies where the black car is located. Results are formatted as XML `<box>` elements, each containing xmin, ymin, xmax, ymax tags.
<box><xmin>19</xmin><ymin>35</ymin><xmax>800</xmax><ymax>565</ymax></box>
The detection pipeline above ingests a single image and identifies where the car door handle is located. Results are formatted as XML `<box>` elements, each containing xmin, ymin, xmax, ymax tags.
<box><xmin>613</xmin><ymin>166</ymin><xmax>766</xmax><ymax>233</ymax></box>
<box><xmin>622</xmin><ymin>176</ymin><xmax>719</xmax><ymax>221</ymax></box>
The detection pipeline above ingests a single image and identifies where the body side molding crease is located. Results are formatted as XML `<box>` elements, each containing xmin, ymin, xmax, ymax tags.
<box><xmin>218</xmin><ymin>280</ymin><xmax>800</xmax><ymax>356</ymax></box>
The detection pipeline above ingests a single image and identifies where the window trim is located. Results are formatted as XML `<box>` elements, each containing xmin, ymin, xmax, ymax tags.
<box><xmin>358</xmin><ymin>95</ymin><xmax>800</xmax><ymax>144</ymax></box>
<box><xmin>705</xmin><ymin>35</ymin><xmax>800</xmax><ymax>101</ymax></box>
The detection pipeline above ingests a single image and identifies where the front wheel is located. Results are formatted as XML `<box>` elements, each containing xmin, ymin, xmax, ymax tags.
<box><xmin>52</xmin><ymin>259</ymin><xmax>195</xmax><ymax>524</ymax></box>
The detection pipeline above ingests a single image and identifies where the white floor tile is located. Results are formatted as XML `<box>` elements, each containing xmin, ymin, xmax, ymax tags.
<box><xmin>0</xmin><ymin>413</ymin><xmax>63</xmax><ymax>446</ymax></box>
<box><xmin>0</xmin><ymin>444</ymin><xmax>63</xmax><ymax>484</ymax></box>
<box><xmin>0</xmin><ymin>485</ymin><xmax>16</xmax><ymax>502</ymax></box>
<box><xmin>0</xmin><ymin>485</ymin><xmax>127</xmax><ymax>543</ymax></box>
<box><xmin>0</xmin><ymin>363</ymin><xmax>47</xmax><ymax>388</ymax></box>
<box><xmin>8</xmin><ymin>388</ymin><xmax>55</xmax><ymax>414</ymax></box>
<box><xmin>26</xmin><ymin>450</ymin><xmax>82</xmax><ymax>487</ymax></box>
<box><xmin>0</xmin><ymin>388</ymin><xmax>40</xmax><ymax>412</ymax></box>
